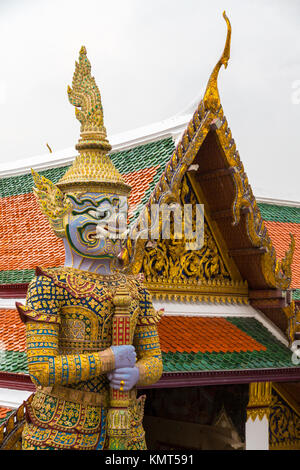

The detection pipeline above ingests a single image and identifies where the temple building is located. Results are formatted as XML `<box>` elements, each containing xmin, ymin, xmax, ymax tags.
<box><xmin>0</xmin><ymin>14</ymin><xmax>299</xmax><ymax>450</ymax></box>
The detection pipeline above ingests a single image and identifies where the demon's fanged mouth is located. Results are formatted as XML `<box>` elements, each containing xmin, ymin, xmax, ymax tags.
<box><xmin>77</xmin><ymin>223</ymin><xmax>99</xmax><ymax>246</ymax></box>
<box><xmin>86</xmin><ymin>231</ymin><xmax>97</xmax><ymax>242</ymax></box>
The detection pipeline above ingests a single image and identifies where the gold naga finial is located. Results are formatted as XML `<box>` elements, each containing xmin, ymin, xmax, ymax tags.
<box><xmin>276</xmin><ymin>233</ymin><xmax>295</xmax><ymax>289</ymax></box>
<box><xmin>46</xmin><ymin>143</ymin><xmax>52</xmax><ymax>153</ymax></box>
<box><xmin>67</xmin><ymin>45</ymin><xmax>111</xmax><ymax>152</ymax></box>
<box><xmin>203</xmin><ymin>11</ymin><xmax>231</xmax><ymax>111</ymax></box>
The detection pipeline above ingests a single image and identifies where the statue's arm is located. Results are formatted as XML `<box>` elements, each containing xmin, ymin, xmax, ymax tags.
<box><xmin>16</xmin><ymin>276</ymin><xmax>115</xmax><ymax>388</ymax></box>
<box><xmin>133</xmin><ymin>286</ymin><xmax>164</xmax><ymax>387</ymax></box>
<box><xmin>18</xmin><ymin>318</ymin><xmax>115</xmax><ymax>388</ymax></box>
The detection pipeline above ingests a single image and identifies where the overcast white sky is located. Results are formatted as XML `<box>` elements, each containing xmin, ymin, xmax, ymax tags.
<box><xmin>0</xmin><ymin>0</ymin><xmax>299</xmax><ymax>201</ymax></box>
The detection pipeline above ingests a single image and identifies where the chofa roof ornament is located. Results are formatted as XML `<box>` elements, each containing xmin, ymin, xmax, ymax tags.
<box><xmin>203</xmin><ymin>11</ymin><xmax>231</xmax><ymax>112</ymax></box>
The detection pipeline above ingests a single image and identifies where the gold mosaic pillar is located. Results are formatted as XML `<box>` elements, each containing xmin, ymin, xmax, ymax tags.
<box><xmin>246</xmin><ymin>382</ymin><xmax>272</xmax><ymax>450</ymax></box>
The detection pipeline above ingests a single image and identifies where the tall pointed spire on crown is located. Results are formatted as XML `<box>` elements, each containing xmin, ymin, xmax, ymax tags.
<box><xmin>57</xmin><ymin>46</ymin><xmax>131</xmax><ymax>195</ymax></box>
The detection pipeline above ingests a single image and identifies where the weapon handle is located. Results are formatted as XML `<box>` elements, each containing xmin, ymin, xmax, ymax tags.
<box><xmin>107</xmin><ymin>284</ymin><xmax>132</xmax><ymax>450</ymax></box>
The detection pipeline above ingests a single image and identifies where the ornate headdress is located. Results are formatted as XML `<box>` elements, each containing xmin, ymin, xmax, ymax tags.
<box><xmin>32</xmin><ymin>46</ymin><xmax>131</xmax><ymax>237</ymax></box>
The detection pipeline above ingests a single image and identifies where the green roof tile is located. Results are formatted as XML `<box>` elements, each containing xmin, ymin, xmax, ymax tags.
<box><xmin>258</xmin><ymin>203</ymin><xmax>300</xmax><ymax>224</ymax></box>
<box><xmin>0</xmin><ymin>409</ymin><xmax>14</xmax><ymax>425</ymax></box>
<box><xmin>293</xmin><ymin>289</ymin><xmax>300</xmax><ymax>300</ymax></box>
<box><xmin>161</xmin><ymin>318</ymin><xmax>296</xmax><ymax>373</ymax></box>
<box><xmin>0</xmin><ymin>138</ymin><xmax>175</xmax><ymax>198</ymax></box>
<box><xmin>0</xmin><ymin>269</ymin><xmax>35</xmax><ymax>284</ymax></box>
<box><xmin>0</xmin><ymin>350</ymin><xmax>28</xmax><ymax>374</ymax></box>
<box><xmin>0</xmin><ymin>316</ymin><xmax>297</xmax><ymax>376</ymax></box>
<box><xmin>0</xmin><ymin>166</ymin><xmax>70</xmax><ymax>198</ymax></box>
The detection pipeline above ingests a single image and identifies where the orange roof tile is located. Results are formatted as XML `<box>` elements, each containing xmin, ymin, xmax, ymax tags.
<box><xmin>124</xmin><ymin>165</ymin><xmax>159</xmax><ymax>216</ymax></box>
<box><xmin>1</xmin><ymin>311</ymin><xmax>296</xmax><ymax>374</ymax></box>
<box><xmin>0</xmin><ymin>309</ymin><xmax>26</xmax><ymax>352</ymax></box>
<box><xmin>157</xmin><ymin>316</ymin><xmax>266</xmax><ymax>353</ymax></box>
<box><xmin>0</xmin><ymin>193</ymin><xmax>65</xmax><ymax>272</ymax></box>
<box><xmin>264</xmin><ymin>220</ymin><xmax>300</xmax><ymax>289</ymax></box>
<box><xmin>0</xmin><ymin>166</ymin><xmax>158</xmax><ymax>273</ymax></box>
<box><xmin>0</xmin><ymin>406</ymin><xmax>13</xmax><ymax>420</ymax></box>
<box><xmin>0</xmin><ymin>309</ymin><xmax>266</xmax><ymax>356</ymax></box>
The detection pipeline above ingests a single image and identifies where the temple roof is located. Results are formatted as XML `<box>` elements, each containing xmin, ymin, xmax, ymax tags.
<box><xmin>260</xmin><ymin>204</ymin><xmax>300</xmax><ymax>300</ymax></box>
<box><xmin>0</xmin><ymin>134</ymin><xmax>299</xmax><ymax>298</ymax></box>
<box><xmin>0</xmin><ymin>121</ymin><xmax>299</xmax><ymax>390</ymax></box>
<box><xmin>0</xmin><ymin>308</ymin><xmax>296</xmax><ymax>379</ymax></box>
<box><xmin>160</xmin><ymin>316</ymin><xmax>294</xmax><ymax>372</ymax></box>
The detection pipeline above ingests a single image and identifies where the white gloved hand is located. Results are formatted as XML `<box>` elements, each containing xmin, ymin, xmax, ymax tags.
<box><xmin>110</xmin><ymin>345</ymin><xmax>136</xmax><ymax>369</ymax></box>
<box><xmin>107</xmin><ymin>366</ymin><xmax>140</xmax><ymax>391</ymax></box>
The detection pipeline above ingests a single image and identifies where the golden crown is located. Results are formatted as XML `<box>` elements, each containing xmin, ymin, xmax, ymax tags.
<box><xmin>32</xmin><ymin>47</ymin><xmax>131</xmax><ymax>237</ymax></box>
<box><xmin>56</xmin><ymin>46</ymin><xmax>131</xmax><ymax>196</ymax></box>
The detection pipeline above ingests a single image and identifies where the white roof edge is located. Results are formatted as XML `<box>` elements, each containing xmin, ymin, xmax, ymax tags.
<box><xmin>0</xmin><ymin>114</ymin><xmax>191</xmax><ymax>179</ymax></box>
<box><xmin>0</xmin><ymin>299</ymin><xmax>26</xmax><ymax>309</ymax></box>
<box><xmin>0</xmin><ymin>388</ymin><xmax>32</xmax><ymax>408</ymax></box>
<box><xmin>256</xmin><ymin>196</ymin><xmax>300</xmax><ymax>208</ymax></box>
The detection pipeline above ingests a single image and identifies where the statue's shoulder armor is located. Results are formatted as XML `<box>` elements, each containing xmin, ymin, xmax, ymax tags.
<box><xmin>131</xmin><ymin>275</ymin><xmax>164</xmax><ymax>326</ymax></box>
<box><xmin>16</xmin><ymin>270</ymin><xmax>61</xmax><ymax>325</ymax></box>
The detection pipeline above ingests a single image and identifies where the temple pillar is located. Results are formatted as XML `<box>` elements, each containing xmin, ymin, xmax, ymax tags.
<box><xmin>245</xmin><ymin>382</ymin><xmax>272</xmax><ymax>450</ymax></box>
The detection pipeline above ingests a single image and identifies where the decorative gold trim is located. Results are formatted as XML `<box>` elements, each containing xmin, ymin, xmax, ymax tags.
<box><xmin>39</xmin><ymin>384</ymin><xmax>109</xmax><ymax>407</ymax></box>
<box><xmin>145</xmin><ymin>278</ymin><xmax>248</xmax><ymax>304</ymax></box>
<box><xmin>32</xmin><ymin>46</ymin><xmax>131</xmax><ymax>239</ymax></box>
<box><xmin>247</xmin><ymin>382</ymin><xmax>272</xmax><ymax>421</ymax></box>
<box><xmin>215</xmin><ymin>119</ymin><xmax>295</xmax><ymax>290</ymax></box>
<box><xmin>282</xmin><ymin>300</ymin><xmax>297</xmax><ymax>345</ymax></box>
<box><xmin>67</xmin><ymin>45</ymin><xmax>110</xmax><ymax>149</ymax></box>
<box><xmin>122</xmin><ymin>111</ymin><xmax>214</xmax><ymax>268</ymax></box>
<box><xmin>0</xmin><ymin>402</ymin><xmax>27</xmax><ymax>450</ymax></box>
<box><xmin>58</xmin><ymin>47</ymin><xmax>131</xmax><ymax>195</ymax></box>
<box><xmin>128</xmin><ymin>171</ymin><xmax>247</xmax><ymax>303</ymax></box>
<box><xmin>48</xmin><ymin>265</ymin><xmax>122</xmax><ymax>281</ymax></box>
<box><xmin>31</xmin><ymin>169</ymin><xmax>72</xmax><ymax>238</ymax></box>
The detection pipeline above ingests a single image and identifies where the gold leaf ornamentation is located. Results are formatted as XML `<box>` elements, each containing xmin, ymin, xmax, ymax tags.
<box><xmin>269</xmin><ymin>392</ymin><xmax>300</xmax><ymax>450</ymax></box>
<box><xmin>68</xmin><ymin>46</ymin><xmax>105</xmax><ymax>137</ymax></box>
<box><xmin>203</xmin><ymin>11</ymin><xmax>231</xmax><ymax>112</ymax></box>
<box><xmin>31</xmin><ymin>169</ymin><xmax>72</xmax><ymax>237</ymax></box>
<box><xmin>131</xmin><ymin>175</ymin><xmax>231</xmax><ymax>287</ymax></box>
<box><xmin>247</xmin><ymin>382</ymin><xmax>272</xmax><ymax>421</ymax></box>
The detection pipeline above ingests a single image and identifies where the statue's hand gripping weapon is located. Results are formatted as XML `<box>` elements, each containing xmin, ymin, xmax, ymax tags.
<box><xmin>107</xmin><ymin>284</ymin><xmax>132</xmax><ymax>450</ymax></box>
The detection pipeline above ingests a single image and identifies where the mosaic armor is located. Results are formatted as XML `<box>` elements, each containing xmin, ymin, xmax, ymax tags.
<box><xmin>17</xmin><ymin>267</ymin><xmax>163</xmax><ymax>450</ymax></box>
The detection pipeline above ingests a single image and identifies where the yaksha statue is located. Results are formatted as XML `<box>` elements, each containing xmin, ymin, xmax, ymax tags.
<box><xmin>15</xmin><ymin>46</ymin><xmax>163</xmax><ymax>450</ymax></box>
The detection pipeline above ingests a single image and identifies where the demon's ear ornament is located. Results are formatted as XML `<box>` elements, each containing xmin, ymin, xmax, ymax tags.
<box><xmin>31</xmin><ymin>169</ymin><xmax>72</xmax><ymax>238</ymax></box>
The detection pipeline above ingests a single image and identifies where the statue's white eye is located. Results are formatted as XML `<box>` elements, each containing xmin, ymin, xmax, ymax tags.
<box><xmin>87</xmin><ymin>209</ymin><xmax>98</xmax><ymax>218</ymax></box>
<box><xmin>95</xmin><ymin>209</ymin><xmax>110</xmax><ymax>220</ymax></box>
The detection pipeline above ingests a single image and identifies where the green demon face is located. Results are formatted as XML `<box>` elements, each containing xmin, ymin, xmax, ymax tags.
<box><xmin>64</xmin><ymin>192</ymin><xmax>128</xmax><ymax>259</ymax></box>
